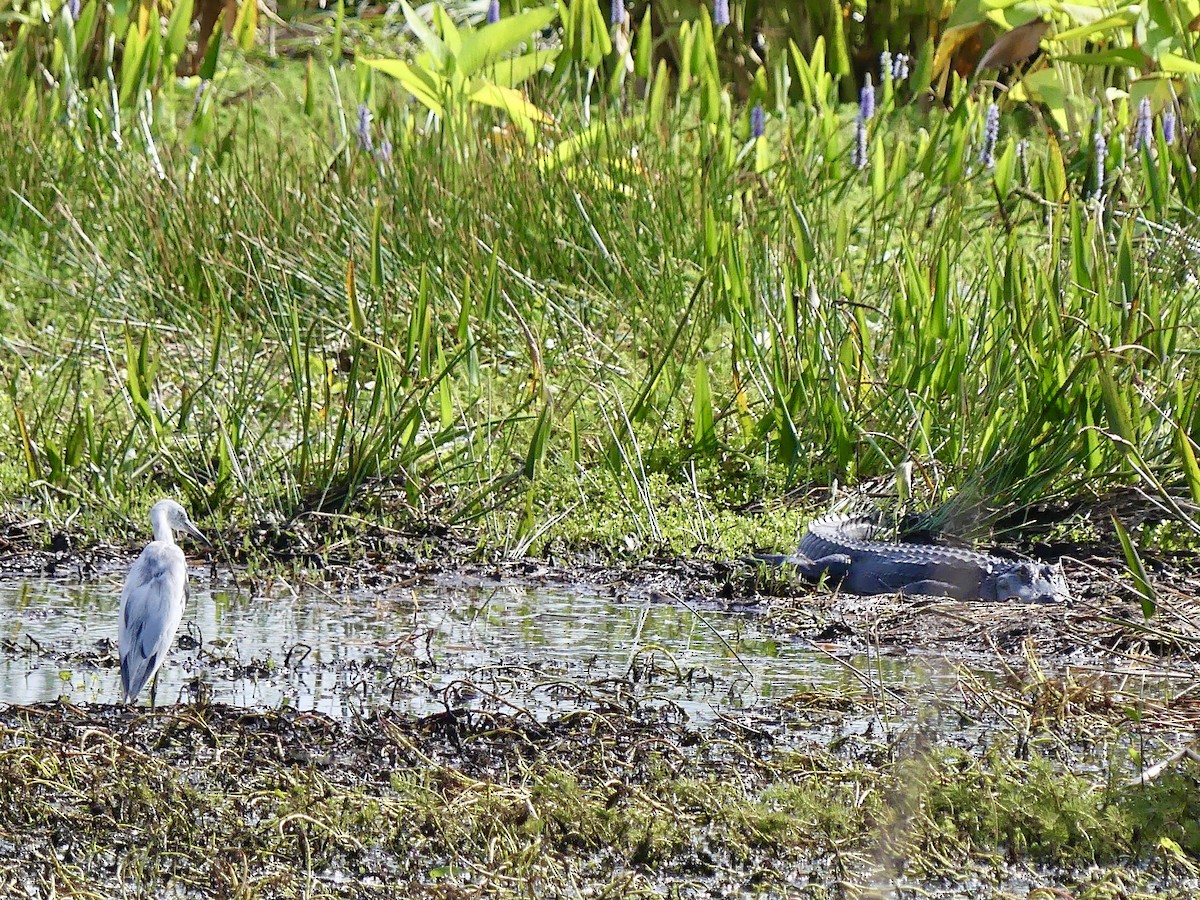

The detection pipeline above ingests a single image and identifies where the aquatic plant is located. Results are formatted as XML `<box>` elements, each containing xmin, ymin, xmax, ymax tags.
<box><xmin>859</xmin><ymin>72</ymin><xmax>875</xmax><ymax>121</ymax></box>
<box><xmin>1135</xmin><ymin>97</ymin><xmax>1153</xmax><ymax>152</ymax></box>
<box><xmin>979</xmin><ymin>103</ymin><xmax>999</xmax><ymax>168</ymax></box>
<box><xmin>851</xmin><ymin>113</ymin><xmax>868</xmax><ymax>168</ymax></box>
<box><xmin>356</xmin><ymin>103</ymin><xmax>374</xmax><ymax>152</ymax></box>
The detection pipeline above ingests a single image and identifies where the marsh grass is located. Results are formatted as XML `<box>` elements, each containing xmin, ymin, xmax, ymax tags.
<box><xmin>1</xmin><ymin>8</ymin><xmax>1199</xmax><ymax>565</ymax></box>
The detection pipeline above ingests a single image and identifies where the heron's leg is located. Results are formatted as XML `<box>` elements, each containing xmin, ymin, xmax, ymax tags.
<box><xmin>150</xmin><ymin>671</ymin><xmax>159</xmax><ymax>709</ymax></box>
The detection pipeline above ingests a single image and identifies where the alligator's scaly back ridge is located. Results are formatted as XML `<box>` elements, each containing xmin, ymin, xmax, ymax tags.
<box><xmin>765</xmin><ymin>513</ymin><xmax>1070</xmax><ymax>604</ymax></box>
<box><xmin>800</xmin><ymin>514</ymin><xmax>1000</xmax><ymax>570</ymax></box>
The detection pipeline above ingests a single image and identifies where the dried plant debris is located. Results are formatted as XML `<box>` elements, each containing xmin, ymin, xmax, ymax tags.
<box><xmin>0</xmin><ymin>692</ymin><xmax>1197</xmax><ymax>898</ymax></box>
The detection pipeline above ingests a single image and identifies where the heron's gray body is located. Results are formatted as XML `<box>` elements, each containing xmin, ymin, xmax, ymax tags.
<box><xmin>118</xmin><ymin>542</ymin><xmax>189</xmax><ymax>703</ymax></box>
<box><xmin>117</xmin><ymin>499</ymin><xmax>206</xmax><ymax>704</ymax></box>
<box><xmin>758</xmin><ymin>514</ymin><xmax>1069</xmax><ymax>603</ymax></box>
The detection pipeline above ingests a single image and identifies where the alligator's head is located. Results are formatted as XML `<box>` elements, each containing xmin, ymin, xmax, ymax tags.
<box><xmin>992</xmin><ymin>561</ymin><xmax>1070</xmax><ymax>604</ymax></box>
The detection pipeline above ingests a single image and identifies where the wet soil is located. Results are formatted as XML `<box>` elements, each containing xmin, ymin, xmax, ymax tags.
<box><xmin>3</xmin><ymin>515</ymin><xmax>1200</xmax><ymax>895</ymax></box>
<box><xmin>3</xmin><ymin>510</ymin><xmax>1200</xmax><ymax>675</ymax></box>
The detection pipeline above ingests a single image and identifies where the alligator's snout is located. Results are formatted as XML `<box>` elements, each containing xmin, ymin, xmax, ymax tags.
<box><xmin>995</xmin><ymin>563</ymin><xmax>1069</xmax><ymax>603</ymax></box>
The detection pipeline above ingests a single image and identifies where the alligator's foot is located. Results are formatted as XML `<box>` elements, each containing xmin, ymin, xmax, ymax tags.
<box><xmin>896</xmin><ymin>579</ymin><xmax>971</xmax><ymax>600</ymax></box>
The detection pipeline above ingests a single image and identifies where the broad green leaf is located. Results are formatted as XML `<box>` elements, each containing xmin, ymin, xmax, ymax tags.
<box><xmin>233</xmin><ymin>0</ymin><xmax>257</xmax><ymax>51</ymax></box>
<box><xmin>469</xmin><ymin>82</ymin><xmax>552</xmax><ymax>124</ymax></box>
<box><xmin>483</xmin><ymin>47</ymin><xmax>558</xmax><ymax>89</ymax></box>
<box><xmin>634</xmin><ymin>6</ymin><xmax>652</xmax><ymax>80</ymax></box>
<box><xmin>1054</xmin><ymin>48</ymin><xmax>1145</xmax><ymax>67</ymax></box>
<box><xmin>946</xmin><ymin>0</ymin><xmax>987</xmax><ymax>29</ymax></box>
<box><xmin>1053</xmin><ymin>9</ymin><xmax>1138</xmax><ymax>42</ymax></box>
<box><xmin>165</xmin><ymin>0</ymin><xmax>194</xmax><ymax>62</ymax></box>
<box><xmin>1160</xmin><ymin>53</ymin><xmax>1200</xmax><ymax>74</ymax></box>
<box><xmin>400</xmin><ymin>1</ymin><xmax>449</xmax><ymax>71</ymax></box>
<box><xmin>459</xmin><ymin>5</ymin><xmax>558</xmax><ymax>75</ymax></box>
<box><xmin>363</xmin><ymin>58</ymin><xmax>445</xmax><ymax>115</ymax></box>
<box><xmin>1044</xmin><ymin>132</ymin><xmax>1067</xmax><ymax>202</ymax></box>
<box><xmin>994</xmin><ymin>136</ymin><xmax>1015</xmax><ymax>196</ymax></box>
<box><xmin>432</xmin><ymin>4</ymin><xmax>461</xmax><ymax>56</ymax></box>
<box><xmin>198</xmin><ymin>10</ymin><xmax>224</xmax><ymax>80</ymax></box>
<box><xmin>539</xmin><ymin>114</ymin><xmax>644</xmax><ymax>171</ymax></box>
<box><xmin>119</xmin><ymin>22</ymin><xmax>146</xmax><ymax>107</ymax></box>
<box><xmin>1018</xmin><ymin>67</ymin><xmax>1069</xmax><ymax>132</ymax></box>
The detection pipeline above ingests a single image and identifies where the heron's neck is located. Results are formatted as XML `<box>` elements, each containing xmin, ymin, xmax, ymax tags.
<box><xmin>149</xmin><ymin>508</ymin><xmax>176</xmax><ymax>545</ymax></box>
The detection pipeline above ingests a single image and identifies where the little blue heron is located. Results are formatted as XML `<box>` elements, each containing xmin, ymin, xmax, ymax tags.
<box><xmin>118</xmin><ymin>499</ymin><xmax>207</xmax><ymax>705</ymax></box>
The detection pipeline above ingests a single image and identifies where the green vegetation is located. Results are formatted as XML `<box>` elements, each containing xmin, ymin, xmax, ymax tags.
<box><xmin>1</xmin><ymin>0</ymin><xmax>1198</xmax><ymax>558</ymax></box>
<box><xmin>1</xmin><ymin>695</ymin><xmax>1197</xmax><ymax>897</ymax></box>
<box><xmin>2</xmin><ymin>2</ymin><xmax>1200</xmax><ymax>892</ymax></box>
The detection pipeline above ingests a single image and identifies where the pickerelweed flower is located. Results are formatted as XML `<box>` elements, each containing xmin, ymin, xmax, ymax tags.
<box><xmin>611</xmin><ymin>0</ymin><xmax>623</xmax><ymax>25</ymax></box>
<box><xmin>1163</xmin><ymin>108</ymin><xmax>1177</xmax><ymax>145</ymax></box>
<box><xmin>751</xmin><ymin>104</ymin><xmax>765</xmax><ymax>139</ymax></box>
<box><xmin>1092</xmin><ymin>128</ymin><xmax>1107</xmax><ymax>198</ymax></box>
<box><xmin>859</xmin><ymin>73</ymin><xmax>875</xmax><ymax>121</ymax></box>
<box><xmin>356</xmin><ymin>104</ymin><xmax>373</xmax><ymax>152</ymax></box>
<box><xmin>713</xmin><ymin>0</ymin><xmax>729</xmax><ymax>27</ymax></box>
<box><xmin>191</xmin><ymin>80</ymin><xmax>210</xmax><ymax>119</ymax></box>
<box><xmin>487</xmin><ymin>0</ymin><xmax>500</xmax><ymax>24</ymax></box>
<box><xmin>880</xmin><ymin>51</ymin><xmax>892</xmax><ymax>83</ymax></box>
<box><xmin>1134</xmin><ymin>97</ymin><xmax>1152</xmax><ymax>151</ymax></box>
<box><xmin>376</xmin><ymin>139</ymin><xmax>393</xmax><ymax>165</ymax></box>
<box><xmin>67</xmin><ymin>0</ymin><xmax>80</xmax><ymax>20</ymax></box>
<box><xmin>892</xmin><ymin>53</ymin><xmax>909</xmax><ymax>81</ymax></box>
<box><xmin>851</xmin><ymin>113</ymin><xmax>868</xmax><ymax>169</ymax></box>
<box><xmin>979</xmin><ymin>103</ymin><xmax>1000</xmax><ymax>168</ymax></box>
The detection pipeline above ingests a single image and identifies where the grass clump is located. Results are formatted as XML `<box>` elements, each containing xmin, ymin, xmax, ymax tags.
<box><xmin>1</xmin><ymin>9</ymin><xmax>1199</xmax><ymax>558</ymax></box>
<box><xmin>1</xmin><ymin>701</ymin><xmax>1198</xmax><ymax>896</ymax></box>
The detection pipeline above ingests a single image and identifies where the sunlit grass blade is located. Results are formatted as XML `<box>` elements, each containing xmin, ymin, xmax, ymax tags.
<box><xmin>1112</xmin><ymin>514</ymin><xmax>1157</xmax><ymax>620</ymax></box>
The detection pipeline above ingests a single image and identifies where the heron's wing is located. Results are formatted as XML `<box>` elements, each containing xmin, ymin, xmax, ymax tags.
<box><xmin>117</xmin><ymin>543</ymin><xmax>189</xmax><ymax>702</ymax></box>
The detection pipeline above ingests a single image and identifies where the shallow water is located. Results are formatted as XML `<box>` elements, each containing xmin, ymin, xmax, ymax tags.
<box><xmin>0</xmin><ymin>572</ymin><xmax>978</xmax><ymax>724</ymax></box>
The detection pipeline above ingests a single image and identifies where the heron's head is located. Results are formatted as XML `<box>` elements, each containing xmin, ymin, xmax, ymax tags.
<box><xmin>150</xmin><ymin>499</ymin><xmax>208</xmax><ymax>545</ymax></box>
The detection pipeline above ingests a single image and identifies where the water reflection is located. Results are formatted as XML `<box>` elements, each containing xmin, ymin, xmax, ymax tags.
<box><xmin>0</xmin><ymin>575</ymin><xmax>957</xmax><ymax>722</ymax></box>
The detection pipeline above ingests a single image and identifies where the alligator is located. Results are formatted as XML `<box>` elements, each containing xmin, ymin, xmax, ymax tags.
<box><xmin>753</xmin><ymin>513</ymin><xmax>1070</xmax><ymax>603</ymax></box>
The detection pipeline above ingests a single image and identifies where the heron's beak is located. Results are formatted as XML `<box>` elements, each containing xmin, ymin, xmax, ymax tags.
<box><xmin>183</xmin><ymin>521</ymin><xmax>210</xmax><ymax>546</ymax></box>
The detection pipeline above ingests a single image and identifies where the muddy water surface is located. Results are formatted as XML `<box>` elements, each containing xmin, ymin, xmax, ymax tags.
<box><xmin>0</xmin><ymin>572</ymin><xmax>973</xmax><ymax>724</ymax></box>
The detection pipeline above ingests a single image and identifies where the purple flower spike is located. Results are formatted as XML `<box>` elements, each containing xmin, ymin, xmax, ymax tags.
<box><xmin>713</xmin><ymin>0</ymin><xmax>729</xmax><ymax>27</ymax></box>
<box><xmin>610</xmin><ymin>0</ymin><xmax>623</xmax><ymax>25</ymax></box>
<box><xmin>751</xmin><ymin>104</ymin><xmax>765</xmax><ymax>139</ymax></box>
<box><xmin>851</xmin><ymin>113</ymin><xmax>868</xmax><ymax>170</ymax></box>
<box><xmin>880</xmin><ymin>51</ymin><xmax>892</xmax><ymax>83</ymax></box>
<box><xmin>979</xmin><ymin>103</ymin><xmax>1000</xmax><ymax>168</ymax></box>
<box><xmin>1092</xmin><ymin>128</ymin><xmax>1107</xmax><ymax>199</ymax></box>
<box><xmin>67</xmin><ymin>0</ymin><xmax>80</xmax><ymax>20</ymax></box>
<box><xmin>1163</xmin><ymin>109</ymin><xmax>1177</xmax><ymax>145</ymax></box>
<box><xmin>356</xmin><ymin>104</ymin><xmax>374</xmax><ymax>152</ymax></box>
<box><xmin>376</xmin><ymin>139</ymin><xmax>393</xmax><ymax>165</ymax></box>
<box><xmin>486</xmin><ymin>0</ymin><xmax>500</xmax><ymax>24</ymax></box>
<box><xmin>1135</xmin><ymin>97</ymin><xmax>1152</xmax><ymax>151</ymax></box>
<box><xmin>859</xmin><ymin>73</ymin><xmax>875</xmax><ymax>121</ymax></box>
<box><xmin>892</xmin><ymin>53</ymin><xmax>909</xmax><ymax>81</ymax></box>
